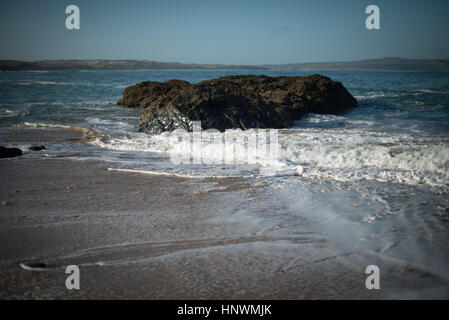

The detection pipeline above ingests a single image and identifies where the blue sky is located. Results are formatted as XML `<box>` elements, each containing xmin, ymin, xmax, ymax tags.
<box><xmin>1</xmin><ymin>0</ymin><xmax>448</xmax><ymax>64</ymax></box>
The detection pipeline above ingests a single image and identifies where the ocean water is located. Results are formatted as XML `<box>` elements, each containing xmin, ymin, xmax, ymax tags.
<box><xmin>1</xmin><ymin>69</ymin><xmax>449</xmax><ymax>295</ymax></box>
<box><xmin>1</xmin><ymin>69</ymin><xmax>448</xmax><ymax>184</ymax></box>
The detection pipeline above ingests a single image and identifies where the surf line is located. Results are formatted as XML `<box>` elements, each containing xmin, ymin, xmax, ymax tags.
<box><xmin>107</xmin><ymin>167</ymin><xmax>254</xmax><ymax>179</ymax></box>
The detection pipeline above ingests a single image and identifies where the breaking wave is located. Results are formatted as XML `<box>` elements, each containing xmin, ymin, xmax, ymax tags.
<box><xmin>90</xmin><ymin>123</ymin><xmax>449</xmax><ymax>187</ymax></box>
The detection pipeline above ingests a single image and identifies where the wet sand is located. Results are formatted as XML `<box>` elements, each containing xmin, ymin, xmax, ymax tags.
<box><xmin>1</xmin><ymin>127</ymin><xmax>448</xmax><ymax>299</ymax></box>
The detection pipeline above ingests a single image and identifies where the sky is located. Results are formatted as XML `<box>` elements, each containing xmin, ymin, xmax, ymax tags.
<box><xmin>0</xmin><ymin>0</ymin><xmax>449</xmax><ymax>64</ymax></box>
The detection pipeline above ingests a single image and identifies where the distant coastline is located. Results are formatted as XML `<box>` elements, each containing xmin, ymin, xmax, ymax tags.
<box><xmin>1</xmin><ymin>57</ymin><xmax>449</xmax><ymax>71</ymax></box>
<box><xmin>0</xmin><ymin>59</ymin><xmax>266</xmax><ymax>71</ymax></box>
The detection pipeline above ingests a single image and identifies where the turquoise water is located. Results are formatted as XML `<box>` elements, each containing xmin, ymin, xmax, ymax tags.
<box><xmin>1</xmin><ymin>69</ymin><xmax>449</xmax><ymax>135</ymax></box>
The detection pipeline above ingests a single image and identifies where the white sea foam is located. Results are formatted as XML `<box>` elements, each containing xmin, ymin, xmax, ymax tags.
<box><xmin>91</xmin><ymin>125</ymin><xmax>449</xmax><ymax>187</ymax></box>
<box><xmin>355</xmin><ymin>93</ymin><xmax>388</xmax><ymax>100</ymax></box>
<box><xmin>16</xmin><ymin>122</ymin><xmax>75</xmax><ymax>129</ymax></box>
<box><xmin>107</xmin><ymin>167</ymin><xmax>254</xmax><ymax>179</ymax></box>
<box><xmin>279</xmin><ymin>129</ymin><xmax>449</xmax><ymax>186</ymax></box>
<box><xmin>415</xmin><ymin>89</ymin><xmax>449</xmax><ymax>94</ymax></box>
<box><xmin>355</xmin><ymin>89</ymin><xmax>449</xmax><ymax>100</ymax></box>
<box><xmin>0</xmin><ymin>108</ymin><xmax>29</xmax><ymax>119</ymax></box>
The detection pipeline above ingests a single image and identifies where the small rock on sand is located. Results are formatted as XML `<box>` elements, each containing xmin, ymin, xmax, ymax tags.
<box><xmin>0</xmin><ymin>146</ymin><xmax>22</xmax><ymax>158</ymax></box>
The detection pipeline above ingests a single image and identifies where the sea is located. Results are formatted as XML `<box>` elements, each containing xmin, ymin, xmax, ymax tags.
<box><xmin>1</xmin><ymin>69</ymin><xmax>449</xmax><ymax>297</ymax></box>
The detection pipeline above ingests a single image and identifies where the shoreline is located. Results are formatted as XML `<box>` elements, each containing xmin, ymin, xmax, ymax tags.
<box><xmin>1</xmin><ymin>126</ymin><xmax>449</xmax><ymax>299</ymax></box>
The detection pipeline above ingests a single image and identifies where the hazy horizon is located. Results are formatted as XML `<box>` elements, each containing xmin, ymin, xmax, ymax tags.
<box><xmin>1</xmin><ymin>0</ymin><xmax>449</xmax><ymax>64</ymax></box>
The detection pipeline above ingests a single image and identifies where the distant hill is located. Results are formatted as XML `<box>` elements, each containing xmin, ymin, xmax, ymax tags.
<box><xmin>1</xmin><ymin>57</ymin><xmax>448</xmax><ymax>71</ymax></box>
<box><xmin>0</xmin><ymin>59</ymin><xmax>267</xmax><ymax>71</ymax></box>
<box><xmin>263</xmin><ymin>57</ymin><xmax>449</xmax><ymax>71</ymax></box>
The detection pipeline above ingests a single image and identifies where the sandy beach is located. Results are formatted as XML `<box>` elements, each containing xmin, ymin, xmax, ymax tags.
<box><xmin>1</xmin><ymin>126</ymin><xmax>448</xmax><ymax>299</ymax></box>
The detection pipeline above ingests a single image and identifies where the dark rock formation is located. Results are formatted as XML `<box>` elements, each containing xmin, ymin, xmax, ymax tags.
<box><xmin>0</xmin><ymin>146</ymin><xmax>22</xmax><ymax>158</ymax></box>
<box><xmin>117</xmin><ymin>75</ymin><xmax>357</xmax><ymax>133</ymax></box>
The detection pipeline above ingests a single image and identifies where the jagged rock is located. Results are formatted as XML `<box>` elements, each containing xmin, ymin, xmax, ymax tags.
<box><xmin>117</xmin><ymin>75</ymin><xmax>357</xmax><ymax>133</ymax></box>
<box><xmin>0</xmin><ymin>146</ymin><xmax>22</xmax><ymax>158</ymax></box>
<box><xmin>117</xmin><ymin>80</ymin><xmax>190</xmax><ymax>108</ymax></box>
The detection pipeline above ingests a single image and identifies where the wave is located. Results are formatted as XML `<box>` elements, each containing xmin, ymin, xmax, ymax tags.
<box><xmin>15</xmin><ymin>81</ymin><xmax>90</xmax><ymax>86</ymax></box>
<box><xmin>0</xmin><ymin>108</ymin><xmax>29</xmax><ymax>119</ymax></box>
<box><xmin>16</xmin><ymin>122</ymin><xmax>75</xmax><ymax>129</ymax></box>
<box><xmin>415</xmin><ymin>89</ymin><xmax>449</xmax><ymax>94</ymax></box>
<box><xmin>14</xmin><ymin>122</ymin><xmax>96</xmax><ymax>140</ymax></box>
<box><xmin>0</xmin><ymin>100</ymin><xmax>117</xmax><ymax>108</ymax></box>
<box><xmin>11</xmin><ymin>80</ymin><xmax>130</xmax><ymax>88</ymax></box>
<box><xmin>107</xmin><ymin>168</ymin><xmax>255</xmax><ymax>179</ymax></box>
<box><xmin>91</xmin><ymin>127</ymin><xmax>449</xmax><ymax>188</ymax></box>
<box><xmin>279</xmin><ymin>129</ymin><xmax>449</xmax><ymax>187</ymax></box>
<box><xmin>354</xmin><ymin>89</ymin><xmax>449</xmax><ymax>100</ymax></box>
